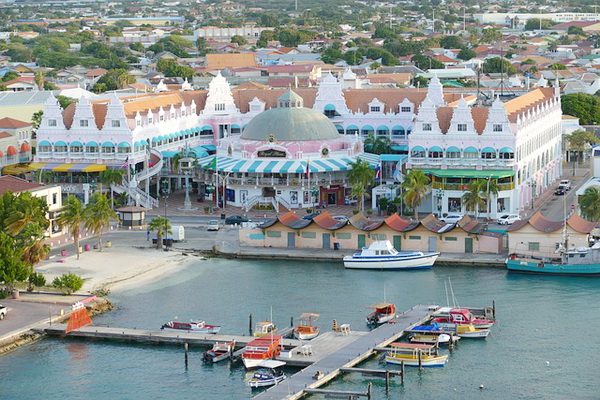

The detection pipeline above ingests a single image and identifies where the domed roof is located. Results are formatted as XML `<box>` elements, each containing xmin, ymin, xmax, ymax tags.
<box><xmin>241</xmin><ymin>89</ymin><xmax>340</xmax><ymax>142</ymax></box>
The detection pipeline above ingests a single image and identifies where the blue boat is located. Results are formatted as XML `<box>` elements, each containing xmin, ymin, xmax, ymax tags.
<box><xmin>506</xmin><ymin>243</ymin><xmax>600</xmax><ymax>276</ymax></box>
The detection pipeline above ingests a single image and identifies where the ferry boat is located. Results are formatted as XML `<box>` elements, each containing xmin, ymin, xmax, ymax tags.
<box><xmin>202</xmin><ymin>340</ymin><xmax>236</xmax><ymax>363</ymax></box>
<box><xmin>253</xmin><ymin>321</ymin><xmax>277</xmax><ymax>337</ymax></box>
<box><xmin>242</xmin><ymin>335</ymin><xmax>282</xmax><ymax>369</ymax></box>
<box><xmin>160</xmin><ymin>320</ymin><xmax>221</xmax><ymax>334</ymax></box>
<box><xmin>366</xmin><ymin>303</ymin><xmax>396</xmax><ymax>326</ymax></box>
<box><xmin>432</xmin><ymin>308</ymin><xmax>495</xmax><ymax>329</ymax></box>
<box><xmin>384</xmin><ymin>343</ymin><xmax>448</xmax><ymax>367</ymax></box>
<box><xmin>293</xmin><ymin>313</ymin><xmax>320</xmax><ymax>340</ymax></box>
<box><xmin>343</xmin><ymin>241</ymin><xmax>439</xmax><ymax>270</ymax></box>
<box><xmin>506</xmin><ymin>243</ymin><xmax>600</xmax><ymax>275</ymax></box>
<box><xmin>246</xmin><ymin>360</ymin><xmax>286</xmax><ymax>388</ymax></box>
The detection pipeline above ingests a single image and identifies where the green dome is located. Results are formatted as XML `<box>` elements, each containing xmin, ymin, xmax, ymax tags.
<box><xmin>241</xmin><ymin>107</ymin><xmax>340</xmax><ymax>142</ymax></box>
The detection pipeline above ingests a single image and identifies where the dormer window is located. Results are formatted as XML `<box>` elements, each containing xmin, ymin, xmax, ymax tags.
<box><xmin>170</xmin><ymin>112</ymin><xmax>175</xmax><ymax>119</ymax></box>
<box><xmin>136</xmin><ymin>119</ymin><xmax>141</xmax><ymax>127</ymax></box>
<box><xmin>400</xmin><ymin>106</ymin><xmax>411</xmax><ymax>112</ymax></box>
<box><xmin>423</xmin><ymin>123</ymin><xmax>432</xmax><ymax>131</ymax></box>
<box><xmin>457</xmin><ymin>123</ymin><xmax>467</xmax><ymax>132</ymax></box>
<box><xmin>112</xmin><ymin>120</ymin><xmax>121</xmax><ymax>128</ymax></box>
<box><xmin>148</xmin><ymin>117</ymin><xmax>153</xmax><ymax>124</ymax></box>
<box><xmin>159</xmin><ymin>115</ymin><xmax>164</xmax><ymax>122</ymax></box>
<box><xmin>48</xmin><ymin>119</ymin><xmax>57</xmax><ymax>127</ymax></box>
<box><xmin>493</xmin><ymin>124</ymin><xmax>503</xmax><ymax>132</ymax></box>
<box><xmin>215</xmin><ymin>103</ymin><xmax>225</xmax><ymax>111</ymax></box>
<box><xmin>80</xmin><ymin>120</ymin><xmax>88</xmax><ymax>127</ymax></box>
<box><xmin>370</xmin><ymin>106</ymin><xmax>381</xmax><ymax>112</ymax></box>
<box><xmin>181</xmin><ymin>109</ymin><xmax>186</xmax><ymax>117</ymax></box>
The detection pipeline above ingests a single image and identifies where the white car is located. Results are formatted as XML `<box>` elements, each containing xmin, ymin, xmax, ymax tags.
<box><xmin>207</xmin><ymin>220</ymin><xmax>220</xmax><ymax>231</ymax></box>
<box><xmin>332</xmin><ymin>215</ymin><xmax>348</xmax><ymax>223</ymax></box>
<box><xmin>497</xmin><ymin>214</ymin><xmax>521</xmax><ymax>225</ymax></box>
<box><xmin>440</xmin><ymin>214</ymin><xmax>463</xmax><ymax>223</ymax></box>
<box><xmin>559</xmin><ymin>180</ymin><xmax>571</xmax><ymax>191</ymax></box>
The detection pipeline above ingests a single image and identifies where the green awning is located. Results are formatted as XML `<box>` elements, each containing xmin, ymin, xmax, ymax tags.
<box><xmin>422</xmin><ymin>169</ymin><xmax>515</xmax><ymax>179</ymax></box>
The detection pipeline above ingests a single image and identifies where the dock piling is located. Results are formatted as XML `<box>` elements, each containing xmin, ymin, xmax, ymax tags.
<box><xmin>492</xmin><ymin>300</ymin><xmax>496</xmax><ymax>319</ymax></box>
<box><xmin>184</xmin><ymin>342</ymin><xmax>189</xmax><ymax>369</ymax></box>
<box><xmin>248</xmin><ymin>314</ymin><xmax>253</xmax><ymax>336</ymax></box>
<box><xmin>385</xmin><ymin>370</ymin><xmax>390</xmax><ymax>395</ymax></box>
<box><xmin>417</xmin><ymin>349</ymin><xmax>422</xmax><ymax>371</ymax></box>
<box><xmin>367</xmin><ymin>382</ymin><xmax>372</xmax><ymax>400</ymax></box>
<box><xmin>290</xmin><ymin>316</ymin><xmax>294</xmax><ymax>327</ymax></box>
<box><xmin>400</xmin><ymin>361</ymin><xmax>404</xmax><ymax>385</ymax></box>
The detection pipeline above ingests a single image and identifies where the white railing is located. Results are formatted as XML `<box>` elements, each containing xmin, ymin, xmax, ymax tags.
<box><xmin>244</xmin><ymin>196</ymin><xmax>279</xmax><ymax>212</ymax></box>
<box><xmin>275</xmin><ymin>195</ymin><xmax>293</xmax><ymax>211</ymax></box>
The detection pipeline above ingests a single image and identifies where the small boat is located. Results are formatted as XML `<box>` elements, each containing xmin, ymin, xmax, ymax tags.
<box><xmin>202</xmin><ymin>340</ymin><xmax>236</xmax><ymax>363</ymax></box>
<box><xmin>246</xmin><ymin>360</ymin><xmax>286</xmax><ymax>388</ymax></box>
<box><xmin>384</xmin><ymin>343</ymin><xmax>448</xmax><ymax>367</ymax></box>
<box><xmin>253</xmin><ymin>321</ymin><xmax>277</xmax><ymax>337</ymax></box>
<box><xmin>343</xmin><ymin>240</ymin><xmax>439</xmax><ymax>270</ymax></box>
<box><xmin>160</xmin><ymin>320</ymin><xmax>221</xmax><ymax>334</ymax></box>
<box><xmin>366</xmin><ymin>303</ymin><xmax>396</xmax><ymax>326</ymax></box>
<box><xmin>410</xmin><ymin>333</ymin><xmax>460</xmax><ymax>346</ymax></box>
<box><xmin>242</xmin><ymin>335</ymin><xmax>282</xmax><ymax>369</ymax></box>
<box><xmin>455</xmin><ymin>324</ymin><xmax>490</xmax><ymax>339</ymax></box>
<box><xmin>293</xmin><ymin>313</ymin><xmax>320</xmax><ymax>340</ymax></box>
<box><xmin>432</xmin><ymin>308</ymin><xmax>495</xmax><ymax>329</ymax></box>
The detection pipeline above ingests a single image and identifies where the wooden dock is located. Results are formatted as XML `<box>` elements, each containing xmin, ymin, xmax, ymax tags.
<box><xmin>41</xmin><ymin>325</ymin><xmax>302</xmax><ymax>348</ymax></box>
<box><xmin>254</xmin><ymin>304</ymin><xmax>433</xmax><ymax>400</ymax></box>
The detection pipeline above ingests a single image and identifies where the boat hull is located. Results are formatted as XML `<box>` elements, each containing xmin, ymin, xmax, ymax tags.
<box><xmin>410</xmin><ymin>333</ymin><xmax>459</xmax><ymax>345</ymax></box>
<box><xmin>293</xmin><ymin>330</ymin><xmax>319</xmax><ymax>340</ymax></box>
<box><xmin>247</xmin><ymin>375</ymin><xmax>286</xmax><ymax>388</ymax></box>
<box><xmin>203</xmin><ymin>350</ymin><xmax>230</xmax><ymax>363</ymax></box>
<box><xmin>243</xmin><ymin>358</ymin><xmax>269</xmax><ymax>369</ymax></box>
<box><xmin>343</xmin><ymin>253</ymin><xmax>439</xmax><ymax>270</ymax></box>
<box><xmin>506</xmin><ymin>259</ymin><xmax>600</xmax><ymax>276</ymax></box>
<box><xmin>457</xmin><ymin>329</ymin><xmax>490</xmax><ymax>339</ymax></box>
<box><xmin>385</xmin><ymin>354</ymin><xmax>448</xmax><ymax>367</ymax></box>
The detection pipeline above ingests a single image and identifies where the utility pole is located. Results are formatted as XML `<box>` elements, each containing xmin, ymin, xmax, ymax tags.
<box><xmin>432</xmin><ymin>9</ymin><xmax>435</xmax><ymax>33</ymax></box>
<box><xmin>295</xmin><ymin>0</ymin><xmax>298</xmax><ymax>12</ymax></box>
<box><xmin>389</xmin><ymin>4</ymin><xmax>393</xmax><ymax>30</ymax></box>
<box><xmin>463</xmin><ymin>7</ymin><xmax>466</xmax><ymax>32</ymax></box>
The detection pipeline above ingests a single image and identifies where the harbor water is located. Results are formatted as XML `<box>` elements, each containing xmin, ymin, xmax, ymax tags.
<box><xmin>1</xmin><ymin>258</ymin><xmax>599</xmax><ymax>400</ymax></box>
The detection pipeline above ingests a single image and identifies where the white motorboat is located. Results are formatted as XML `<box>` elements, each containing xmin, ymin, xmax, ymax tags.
<box><xmin>343</xmin><ymin>241</ymin><xmax>439</xmax><ymax>270</ymax></box>
<box><xmin>246</xmin><ymin>360</ymin><xmax>287</xmax><ymax>388</ymax></box>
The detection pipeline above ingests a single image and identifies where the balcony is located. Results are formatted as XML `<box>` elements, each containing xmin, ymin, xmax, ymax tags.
<box><xmin>410</xmin><ymin>157</ymin><xmax>515</xmax><ymax>168</ymax></box>
<box><xmin>432</xmin><ymin>181</ymin><xmax>515</xmax><ymax>191</ymax></box>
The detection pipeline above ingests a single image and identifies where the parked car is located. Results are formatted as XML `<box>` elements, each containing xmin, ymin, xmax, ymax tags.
<box><xmin>0</xmin><ymin>304</ymin><xmax>7</xmax><ymax>320</ymax></box>
<box><xmin>303</xmin><ymin>212</ymin><xmax>321</xmax><ymax>220</ymax></box>
<box><xmin>554</xmin><ymin>188</ymin><xmax>565</xmax><ymax>196</ymax></box>
<box><xmin>497</xmin><ymin>214</ymin><xmax>521</xmax><ymax>225</ymax></box>
<box><xmin>207</xmin><ymin>220</ymin><xmax>220</xmax><ymax>231</ymax></box>
<box><xmin>440</xmin><ymin>213</ymin><xmax>463</xmax><ymax>223</ymax></box>
<box><xmin>559</xmin><ymin>180</ymin><xmax>571</xmax><ymax>191</ymax></box>
<box><xmin>332</xmin><ymin>215</ymin><xmax>348</xmax><ymax>223</ymax></box>
<box><xmin>225</xmin><ymin>215</ymin><xmax>249</xmax><ymax>225</ymax></box>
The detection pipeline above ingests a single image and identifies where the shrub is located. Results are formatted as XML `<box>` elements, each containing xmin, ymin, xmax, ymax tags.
<box><xmin>28</xmin><ymin>272</ymin><xmax>46</xmax><ymax>291</ymax></box>
<box><xmin>52</xmin><ymin>273</ymin><xmax>84</xmax><ymax>295</ymax></box>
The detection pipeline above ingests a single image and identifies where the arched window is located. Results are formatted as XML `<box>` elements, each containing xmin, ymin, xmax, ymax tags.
<box><xmin>481</xmin><ymin>147</ymin><xmax>497</xmax><ymax>159</ymax></box>
<box><xmin>361</xmin><ymin>125</ymin><xmax>374</xmax><ymax>136</ymax></box>
<box><xmin>429</xmin><ymin>146</ymin><xmax>443</xmax><ymax>158</ymax></box>
<box><xmin>324</xmin><ymin>104</ymin><xmax>337</xmax><ymax>118</ymax></box>
<box><xmin>411</xmin><ymin>145</ymin><xmax>426</xmax><ymax>158</ymax></box>
<box><xmin>463</xmin><ymin>146</ymin><xmax>478</xmax><ymax>159</ymax></box>
<box><xmin>346</xmin><ymin>125</ymin><xmax>359</xmax><ymax>135</ymax></box>
<box><xmin>335</xmin><ymin>124</ymin><xmax>344</xmax><ymax>134</ymax></box>
<box><xmin>499</xmin><ymin>147</ymin><xmax>514</xmax><ymax>159</ymax></box>
<box><xmin>446</xmin><ymin>146</ymin><xmax>461</xmax><ymax>159</ymax></box>
<box><xmin>391</xmin><ymin>125</ymin><xmax>405</xmax><ymax>137</ymax></box>
<box><xmin>376</xmin><ymin>126</ymin><xmax>389</xmax><ymax>137</ymax></box>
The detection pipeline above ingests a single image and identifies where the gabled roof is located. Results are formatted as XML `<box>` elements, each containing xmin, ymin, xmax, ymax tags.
<box><xmin>349</xmin><ymin>212</ymin><xmax>383</xmax><ymax>231</ymax></box>
<box><xmin>507</xmin><ymin>212</ymin><xmax>596</xmax><ymax>234</ymax></box>
<box><xmin>567</xmin><ymin>214</ymin><xmax>598</xmax><ymax>234</ymax></box>
<box><xmin>276</xmin><ymin>211</ymin><xmax>312</xmax><ymax>229</ymax></box>
<box><xmin>0</xmin><ymin>175</ymin><xmax>43</xmax><ymax>195</ymax></box>
<box><xmin>420</xmin><ymin>214</ymin><xmax>456</xmax><ymax>233</ymax></box>
<box><xmin>312</xmin><ymin>211</ymin><xmax>347</xmax><ymax>230</ymax></box>
<box><xmin>0</xmin><ymin>117</ymin><xmax>31</xmax><ymax>129</ymax></box>
<box><xmin>206</xmin><ymin>53</ymin><xmax>257</xmax><ymax>69</ymax></box>
<box><xmin>457</xmin><ymin>215</ymin><xmax>483</xmax><ymax>234</ymax></box>
<box><xmin>383</xmin><ymin>213</ymin><xmax>419</xmax><ymax>232</ymax></box>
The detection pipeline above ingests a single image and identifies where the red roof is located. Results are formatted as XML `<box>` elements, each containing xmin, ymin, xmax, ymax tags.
<box><xmin>20</xmin><ymin>142</ymin><xmax>31</xmax><ymax>152</ymax></box>
<box><xmin>0</xmin><ymin>117</ymin><xmax>31</xmax><ymax>129</ymax></box>
<box><xmin>6</xmin><ymin>145</ymin><xmax>16</xmax><ymax>156</ymax></box>
<box><xmin>0</xmin><ymin>131</ymin><xmax>11</xmax><ymax>139</ymax></box>
<box><xmin>384</xmin><ymin>214</ymin><xmax>419</xmax><ymax>232</ymax></box>
<box><xmin>0</xmin><ymin>176</ymin><xmax>43</xmax><ymax>195</ymax></box>
<box><xmin>85</xmin><ymin>68</ymin><xmax>108</xmax><ymax>78</ymax></box>
<box><xmin>312</xmin><ymin>211</ymin><xmax>346</xmax><ymax>230</ymax></box>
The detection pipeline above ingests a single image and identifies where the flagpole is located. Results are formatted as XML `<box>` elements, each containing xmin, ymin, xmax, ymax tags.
<box><xmin>307</xmin><ymin>159</ymin><xmax>311</xmax><ymax>209</ymax></box>
<box><xmin>214</xmin><ymin>156</ymin><xmax>219</xmax><ymax>208</ymax></box>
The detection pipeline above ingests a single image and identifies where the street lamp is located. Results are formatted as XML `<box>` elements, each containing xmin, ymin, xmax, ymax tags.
<box><xmin>528</xmin><ymin>180</ymin><xmax>536</xmax><ymax>210</ymax></box>
<box><xmin>436</xmin><ymin>189</ymin><xmax>444</xmax><ymax>217</ymax></box>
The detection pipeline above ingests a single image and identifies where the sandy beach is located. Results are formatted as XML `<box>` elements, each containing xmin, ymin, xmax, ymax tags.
<box><xmin>36</xmin><ymin>238</ymin><xmax>199</xmax><ymax>293</ymax></box>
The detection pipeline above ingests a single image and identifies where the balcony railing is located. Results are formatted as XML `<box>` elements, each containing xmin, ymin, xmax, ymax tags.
<box><xmin>410</xmin><ymin>158</ymin><xmax>515</xmax><ymax>168</ymax></box>
<box><xmin>432</xmin><ymin>182</ymin><xmax>515</xmax><ymax>191</ymax></box>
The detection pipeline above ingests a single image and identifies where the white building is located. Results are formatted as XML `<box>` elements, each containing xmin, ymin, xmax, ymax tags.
<box><xmin>474</xmin><ymin>12</ymin><xmax>600</xmax><ymax>25</ymax></box>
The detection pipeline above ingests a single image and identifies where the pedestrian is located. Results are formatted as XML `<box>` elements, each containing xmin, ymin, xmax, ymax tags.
<box><xmin>146</xmin><ymin>229</ymin><xmax>150</xmax><ymax>241</ymax></box>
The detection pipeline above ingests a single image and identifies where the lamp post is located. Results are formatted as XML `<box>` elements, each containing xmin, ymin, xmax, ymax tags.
<box><xmin>222</xmin><ymin>171</ymin><xmax>232</xmax><ymax>211</ymax></box>
<box><xmin>529</xmin><ymin>180</ymin><xmax>536</xmax><ymax>211</ymax></box>
<box><xmin>436</xmin><ymin>189</ymin><xmax>444</xmax><ymax>217</ymax></box>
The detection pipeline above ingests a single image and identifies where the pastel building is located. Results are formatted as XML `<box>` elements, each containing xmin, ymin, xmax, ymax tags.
<box><xmin>408</xmin><ymin>82</ymin><xmax>562</xmax><ymax>218</ymax></box>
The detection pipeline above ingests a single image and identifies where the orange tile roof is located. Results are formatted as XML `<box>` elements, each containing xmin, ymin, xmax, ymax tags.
<box><xmin>384</xmin><ymin>214</ymin><xmax>419</xmax><ymax>232</ymax></box>
<box><xmin>504</xmin><ymin>88</ymin><xmax>555</xmax><ymax>122</ymax></box>
<box><xmin>0</xmin><ymin>117</ymin><xmax>31</xmax><ymax>129</ymax></box>
<box><xmin>312</xmin><ymin>210</ymin><xmax>346</xmax><ymax>230</ymax></box>
<box><xmin>0</xmin><ymin>176</ymin><xmax>43</xmax><ymax>195</ymax></box>
<box><xmin>206</xmin><ymin>53</ymin><xmax>257</xmax><ymax>69</ymax></box>
<box><xmin>567</xmin><ymin>214</ymin><xmax>598</xmax><ymax>234</ymax></box>
<box><xmin>0</xmin><ymin>131</ymin><xmax>12</xmax><ymax>138</ymax></box>
<box><xmin>349</xmin><ymin>212</ymin><xmax>383</xmax><ymax>231</ymax></box>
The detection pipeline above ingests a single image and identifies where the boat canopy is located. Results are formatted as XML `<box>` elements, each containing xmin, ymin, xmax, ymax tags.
<box><xmin>390</xmin><ymin>342</ymin><xmax>435</xmax><ymax>350</ymax></box>
<box><xmin>370</xmin><ymin>302</ymin><xmax>395</xmax><ymax>309</ymax></box>
<box><xmin>298</xmin><ymin>313</ymin><xmax>320</xmax><ymax>320</ymax></box>
<box><xmin>256</xmin><ymin>360</ymin><xmax>286</xmax><ymax>369</ymax></box>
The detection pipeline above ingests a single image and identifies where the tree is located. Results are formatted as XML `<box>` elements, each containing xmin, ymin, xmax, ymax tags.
<box><xmin>549</xmin><ymin>63</ymin><xmax>567</xmax><ymax>70</ymax></box>
<box><xmin>57</xmin><ymin>195</ymin><xmax>85</xmax><ymax>260</ymax></box>
<box><xmin>84</xmin><ymin>193</ymin><xmax>117</xmax><ymax>251</ymax></box>
<box><xmin>481</xmin><ymin>28</ymin><xmax>502</xmax><ymax>44</ymax></box>
<box><xmin>363</xmin><ymin>133</ymin><xmax>391</xmax><ymax>155</ymax></box>
<box><xmin>483</xmin><ymin>57</ymin><xmax>517</xmax><ymax>76</ymax></box>
<box><xmin>483</xmin><ymin>179</ymin><xmax>499</xmax><ymax>219</ymax></box>
<box><xmin>129</xmin><ymin>42</ymin><xmax>145</xmax><ymax>52</ymax></box>
<box><xmin>567</xmin><ymin>129</ymin><xmax>600</xmax><ymax>162</ymax></box>
<box><xmin>462</xmin><ymin>180</ymin><xmax>486</xmax><ymax>220</ymax></box>
<box><xmin>230</xmin><ymin>35</ymin><xmax>247</xmax><ymax>46</ymax></box>
<box><xmin>580</xmin><ymin>187</ymin><xmax>600</xmax><ymax>221</ymax></box>
<box><xmin>524</xmin><ymin>18</ymin><xmax>554</xmax><ymax>31</ymax></box>
<box><xmin>562</xmin><ymin>94</ymin><xmax>600</xmax><ymax>125</ymax></box>
<box><xmin>92</xmin><ymin>68</ymin><xmax>135</xmax><ymax>93</ymax></box>
<box><xmin>100</xmin><ymin>169</ymin><xmax>124</xmax><ymax>209</ymax></box>
<box><xmin>347</xmin><ymin>159</ymin><xmax>375</xmax><ymax>212</ymax></box>
<box><xmin>148</xmin><ymin>36</ymin><xmax>193</xmax><ymax>58</ymax></box>
<box><xmin>568</xmin><ymin>26</ymin><xmax>585</xmax><ymax>36</ymax></box>
<box><xmin>440</xmin><ymin>35</ymin><xmax>463</xmax><ymax>49</ymax></box>
<box><xmin>321</xmin><ymin>45</ymin><xmax>343</xmax><ymax>64</ymax></box>
<box><xmin>457</xmin><ymin>48</ymin><xmax>476</xmax><ymax>61</ymax></box>
<box><xmin>52</xmin><ymin>273</ymin><xmax>84</xmax><ymax>295</ymax></box>
<box><xmin>149</xmin><ymin>216</ymin><xmax>171</xmax><ymax>250</ymax></box>
<box><xmin>6</xmin><ymin>43</ymin><xmax>33</xmax><ymax>62</ymax></box>
<box><xmin>156</xmin><ymin>59</ymin><xmax>195</xmax><ymax>80</ymax></box>
<box><xmin>31</xmin><ymin>110</ymin><xmax>43</xmax><ymax>131</ymax></box>
<box><xmin>411</xmin><ymin>54</ymin><xmax>444</xmax><ymax>70</ymax></box>
<box><xmin>27</xmin><ymin>272</ymin><xmax>46</xmax><ymax>291</ymax></box>
<box><xmin>402</xmin><ymin>169</ymin><xmax>430</xmax><ymax>219</ymax></box>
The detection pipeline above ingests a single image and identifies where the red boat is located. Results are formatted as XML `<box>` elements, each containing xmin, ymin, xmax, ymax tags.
<box><xmin>160</xmin><ymin>320</ymin><xmax>221</xmax><ymax>334</ymax></box>
<box><xmin>242</xmin><ymin>335</ymin><xmax>282</xmax><ymax>369</ymax></box>
<box><xmin>366</xmin><ymin>303</ymin><xmax>396</xmax><ymax>326</ymax></box>
<box><xmin>432</xmin><ymin>308</ymin><xmax>494</xmax><ymax>329</ymax></box>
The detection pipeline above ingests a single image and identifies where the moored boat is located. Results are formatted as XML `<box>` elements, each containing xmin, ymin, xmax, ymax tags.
<box><xmin>253</xmin><ymin>321</ymin><xmax>277</xmax><ymax>337</ymax></box>
<box><xmin>455</xmin><ymin>324</ymin><xmax>490</xmax><ymax>339</ymax></box>
<box><xmin>293</xmin><ymin>313</ymin><xmax>320</xmax><ymax>340</ymax></box>
<box><xmin>366</xmin><ymin>303</ymin><xmax>396</xmax><ymax>326</ymax></box>
<box><xmin>202</xmin><ymin>340</ymin><xmax>236</xmax><ymax>363</ymax></box>
<box><xmin>410</xmin><ymin>333</ymin><xmax>460</xmax><ymax>346</ymax></box>
<box><xmin>242</xmin><ymin>335</ymin><xmax>282</xmax><ymax>369</ymax></box>
<box><xmin>343</xmin><ymin>241</ymin><xmax>439</xmax><ymax>270</ymax></box>
<box><xmin>432</xmin><ymin>308</ymin><xmax>495</xmax><ymax>329</ymax></box>
<box><xmin>506</xmin><ymin>244</ymin><xmax>600</xmax><ymax>276</ymax></box>
<box><xmin>384</xmin><ymin>343</ymin><xmax>448</xmax><ymax>367</ymax></box>
<box><xmin>246</xmin><ymin>360</ymin><xmax>286</xmax><ymax>388</ymax></box>
<box><xmin>160</xmin><ymin>320</ymin><xmax>221</xmax><ymax>334</ymax></box>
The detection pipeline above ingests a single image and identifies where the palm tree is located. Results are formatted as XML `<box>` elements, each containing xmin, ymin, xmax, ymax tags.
<box><xmin>84</xmin><ymin>193</ymin><xmax>117</xmax><ymax>251</ymax></box>
<box><xmin>402</xmin><ymin>169</ymin><xmax>430</xmax><ymax>219</ymax></box>
<box><xmin>363</xmin><ymin>133</ymin><xmax>392</xmax><ymax>155</ymax></box>
<box><xmin>347</xmin><ymin>159</ymin><xmax>375</xmax><ymax>212</ymax></box>
<box><xmin>100</xmin><ymin>169</ymin><xmax>125</xmax><ymax>209</ymax></box>
<box><xmin>462</xmin><ymin>179</ymin><xmax>487</xmax><ymax>220</ymax></box>
<box><xmin>57</xmin><ymin>195</ymin><xmax>85</xmax><ymax>259</ymax></box>
<box><xmin>580</xmin><ymin>187</ymin><xmax>600</xmax><ymax>221</ymax></box>
<box><xmin>148</xmin><ymin>216</ymin><xmax>172</xmax><ymax>250</ymax></box>
<box><xmin>5</xmin><ymin>192</ymin><xmax>48</xmax><ymax>236</ymax></box>
<box><xmin>22</xmin><ymin>239</ymin><xmax>50</xmax><ymax>266</ymax></box>
<box><xmin>483</xmin><ymin>179</ymin><xmax>500</xmax><ymax>219</ymax></box>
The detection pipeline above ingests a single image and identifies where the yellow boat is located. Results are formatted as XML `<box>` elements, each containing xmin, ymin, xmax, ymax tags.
<box><xmin>384</xmin><ymin>343</ymin><xmax>448</xmax><ymax>367</ymax></box>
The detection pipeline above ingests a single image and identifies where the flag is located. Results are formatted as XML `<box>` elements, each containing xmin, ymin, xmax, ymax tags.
<box><xmin>121</xmin><ymin>156</ymin><xmax>129</xmax><ymax>168</ymax></box>
<box><xmin>305</xmin><ymin>159</ymin><xmax>310</xmax><ymax>177</ymax></box>
<box><xmin>207</xmin><ymin>156</ymin><xmax>217</xmax><ymax>171</ymax></box>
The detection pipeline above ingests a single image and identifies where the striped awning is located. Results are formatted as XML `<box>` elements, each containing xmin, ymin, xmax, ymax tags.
<box><xmin>198</xmin><ymin>155</ymin><xmax>378</xmax><ymax>174</ymax></box>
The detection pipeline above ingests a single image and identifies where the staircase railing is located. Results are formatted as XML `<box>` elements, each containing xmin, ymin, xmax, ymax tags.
<box><xmin>275</xmin><ymin>195</ymin><xmax>292</xmax><ymax>211</ymax></box>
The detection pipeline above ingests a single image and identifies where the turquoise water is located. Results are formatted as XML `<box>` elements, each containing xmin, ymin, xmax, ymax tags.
<box><xmin>1</xmin><ymin>258</ymin><xmax>599</xmax><ymax>400</ymax></box>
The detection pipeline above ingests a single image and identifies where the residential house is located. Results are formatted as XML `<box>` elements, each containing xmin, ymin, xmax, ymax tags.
<box><xmin>0</xmin><ymin>117</ymin><xmax>32</xmax><ymax>144</ymax></box>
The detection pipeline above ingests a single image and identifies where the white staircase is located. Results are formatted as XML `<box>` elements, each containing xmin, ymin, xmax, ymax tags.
<box><xmin>244</xmin><ymin>196</ymin><xmax>290</xmax><ymax>212</ymax></box>
<box><xmin>112</xmin><ymin>149</ymin><xmax>163</xmax><ymax>209</ymax></box>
